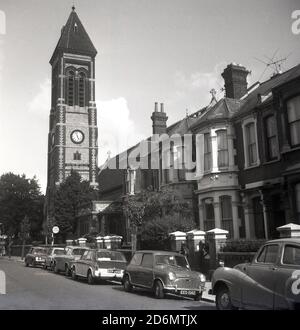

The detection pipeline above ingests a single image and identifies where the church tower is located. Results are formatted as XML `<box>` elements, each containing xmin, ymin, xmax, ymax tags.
<box><xmin>46</xmin><ymin>7</ymin><xmax>98</xmax><ymax>219</ymax></box>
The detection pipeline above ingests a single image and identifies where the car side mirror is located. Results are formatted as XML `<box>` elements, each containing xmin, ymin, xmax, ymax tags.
<box><xmin>218</xmin><ymin>260</ymin><xmax>225</xmax><ymax>267</ymax></box>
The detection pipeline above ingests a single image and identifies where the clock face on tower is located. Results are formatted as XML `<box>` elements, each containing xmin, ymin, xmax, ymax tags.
<box><xmin>71</xmin><ymin>130</ymin><xmax>84</xmax><ymax>144</ymax></box>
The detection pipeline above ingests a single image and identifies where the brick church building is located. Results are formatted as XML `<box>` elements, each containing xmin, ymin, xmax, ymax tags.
<box><xmin>44</xmin><ymin>7</ymin><xmax>99</xmax><ymax>233</ymax></box>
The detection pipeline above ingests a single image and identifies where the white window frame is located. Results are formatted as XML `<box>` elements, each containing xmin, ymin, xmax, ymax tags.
<box><xmin>242</xmin><ymin>116</ymin><xmax>260</xmax><ymax>168</ymax></box>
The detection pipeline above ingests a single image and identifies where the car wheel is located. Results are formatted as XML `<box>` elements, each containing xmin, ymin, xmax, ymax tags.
<box><xmin>71</xmin><ymin>267</ymin><xmax>77</xmax><ymax>281</ymax></box>
<box><xmin>50</xmin><ymin>262</ymin><xmax>55</xmax><ymax>271</ymax></box>
<box><xmin>216</xmin><ymin>286</ymin><xmax>236</xmax><ymax>310</ymax></box>
<box><xmin>87</xmin><ymin>270</ymin><xmax>95</xmax><ymax>285</ymax></box>
<box><xmin>25</xmin><ymin>260</ymin><xmax>29</xmax><ymax>267</ymax></box>
<box><xmin>123</xmin><ymin>275</ymin><xmax>132</xmax><ymax>292</ymax></box>
<box><xmin>65</xmin><ymin>265</ymin><xmax>70</xmax><ymax>277</ymax></box>
<box><xmin>32</xmin><ymin>261</ymin><xmax>36</xmax><ymax>268</ymax></box>
<box><xmin>194</xmin><ymin>292</ymin><xmax>202</xmax><ymax>301</ymax></box>
<box><xmin>54</xmin><ymin>263</ymin><xmax>60</xmax><ymax>274</ymax></box>
<box><xmin>153</xmin><ymin>280</ymin><xmax>164</xmax><ymax>299</ymax></box>
<box><xmin>43</xmin><ymin>264</ymin><xmax>47</xmax><ymax>270</ymax></box>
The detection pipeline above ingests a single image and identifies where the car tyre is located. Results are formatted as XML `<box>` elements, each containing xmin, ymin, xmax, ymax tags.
<box><xmin>194</xmin><ymin>292</ymin><xmax>202</xmax><ymax>301</ymax></box>
<box><xmin>123</xmin><ymin>275</ymin><xmax>133</xmax><ymax>292</ymax></box>
<box><xmin>71</xmin><ymin>267</ymin><xmax>77</xmax><ymax>281</ymax></box>
<box><xmin>25</xmin><ymin>260</ymin><xmax>29</xmax><ymax>267</ymax></box>
<box><xmin>54</xmin><ymin>263</ymin><xmax>60</xmax><ymax>274</ymax></box>
<box><xmin>216</xmin><ymin>286</ymin><xmax>237</xmax><ymax>310</ymax></box>
<box><xmin>87</xmin><ymin>270</ymin><xmax>94</xmax><ymax>285</ymax></box>
<box><xmin>65</xmin><ymin>265</ymin><xmax>70</xmax><ymax>277</ymax></box>
<box><xmin>153</xmin><ymin>280</ymin><xmax>164</xmax><ymax>299</ymax></box>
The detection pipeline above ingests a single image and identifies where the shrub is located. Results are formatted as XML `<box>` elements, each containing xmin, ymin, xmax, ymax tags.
<box><xmin>221</xmin><ymin>239</ymin><xmax>266</xmax><ymax>252</ymax></box>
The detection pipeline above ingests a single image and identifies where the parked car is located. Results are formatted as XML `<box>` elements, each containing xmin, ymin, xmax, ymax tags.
<box><xmin>43</xmin><ymin>247</ymin><xmax>65</xmax><ymax>270</ymax></box>
<box><xmin>25</xmin><ymin>247</ymin><xmax>48</xmax><ymax>268</ymax></box>
<box><xmin>123</xmin><ymin>250</ymin><xmax>206</xmax><ymax>300</ymax></box>
<box><xmin>70</xmin><ymin>249</ymin><xmax>127</xmax><ymax>284</ymax></box>
<box><xmin>53</xmin><ymin>246</ymin><xmax>89</xmax><ymax>276</ymax></box>
<box><xmin>211</xmin><ymin>238</ymin><xmax>300</xmax><ymax>310</ymax></box>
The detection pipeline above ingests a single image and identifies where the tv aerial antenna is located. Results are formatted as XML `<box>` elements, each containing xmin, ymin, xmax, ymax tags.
<box><xmin>254</xmin><ymin>49</ymin><xmax>291</xmax><ymax>81</ymax></box>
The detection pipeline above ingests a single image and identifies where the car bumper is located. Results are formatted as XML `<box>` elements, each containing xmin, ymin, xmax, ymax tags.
<box><xmin>164</xmin><ymin>285</ymin><xmax>204</xmax><ymax>297</ymax></box>
<box><xmin>94</xmin><ymin>270</ymin><xmax>124</xmax><ymax>281</ymax></box>
<box><xmin>34</xmin><ymin>260</ymin><xmax>46</xmax><ymax>265</ymax></box>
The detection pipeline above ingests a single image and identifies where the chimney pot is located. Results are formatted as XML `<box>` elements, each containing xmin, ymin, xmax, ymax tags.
<box><xmin>154</xmin><ymin>102</ymin><xmax>158</xmax><ymax>112</ymax></box>
<box><xmin>160</xmin><ymin>103</ymin><xmax>164</xmax><ymax>113</ymax></box>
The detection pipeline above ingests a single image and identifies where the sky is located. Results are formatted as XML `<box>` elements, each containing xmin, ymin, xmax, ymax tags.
<box><xmin>0</xmin><ymin>0</ymin><xmax>299</xmax><ymax>193</ymax></box>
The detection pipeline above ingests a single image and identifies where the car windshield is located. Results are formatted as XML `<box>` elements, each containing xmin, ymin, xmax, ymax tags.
<box><xmin>97</xmin><ymin>251</ymin><xmax>126</xmax><ymax>261</ymax></box>
<box><xmin>155</xmin><ymin>255</ymin><xmax>190</xmax><ymax>269</ymax></box>
<box><xmin>72</xmin><ymin>249</ymin><xmax>87</xmax><ymax>256</ymax></box>
<box><xmin>32</xmin><ymin>248</ymin><xmax>47</xmax><ymax>254</ymax></box>
<box><xmin>53</xmin><ymin>249</ymin><xmax>65</xmax><ymax>255</ymax></box>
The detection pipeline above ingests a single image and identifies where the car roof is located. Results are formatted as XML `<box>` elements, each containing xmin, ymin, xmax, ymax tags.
<box><xmin>65</xmin><ymin>246</ymin><xmax>88</xmax><ymax>249</ymax></box>
<box><xmin>265</xmin><ymin>238</ymin><xmax>300</xmax><ymax>244</ymax></box>
<box><xmin>135</xmin><ymin>250</ymin><xmax>184</xmax><ymax>257</ymax></box>
<box><xmin>82</xmin><ymin>248</ymin><xmax>124</xmax><ymax>253</ymax></box>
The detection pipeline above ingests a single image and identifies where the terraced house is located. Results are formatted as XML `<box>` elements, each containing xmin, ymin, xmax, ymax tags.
<box><xmin>96</xmin><ymin>62</ymin><xmax>300</xmax><ymax>243</ymax></box>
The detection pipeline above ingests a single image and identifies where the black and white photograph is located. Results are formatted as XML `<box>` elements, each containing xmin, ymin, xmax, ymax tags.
<box><xmin>0</xmin><ymin>0</ymin><xmax>300</xmax><ymax>320</ymax></box>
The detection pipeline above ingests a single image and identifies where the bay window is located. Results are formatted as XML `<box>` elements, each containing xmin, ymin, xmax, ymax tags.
<box><xmin>204</xmin><ymin>133</ymin><xmax>212</xmax><ymax>171</ymax></box>
<box><xmin>217</xmin><ymin>130</ymin><xmax>229</xmax><ymax>167</ymax></box>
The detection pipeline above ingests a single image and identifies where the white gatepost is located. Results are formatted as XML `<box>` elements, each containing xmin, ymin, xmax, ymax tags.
<box><xmin>206</xmin><ymin>228</ymin><xmax>228</xmax><ymax>273</ymax></box>
<box><xmin>96</xmin><ymin>236</ymin><xmax>104</xmax><ymax>249</ymax></box>
<box><xmin>65</xmin><ymin>239</ymin><xmax>73</xmax><ymax>246</ymax></box>
<box><xmin>169</xmin><ymin>231</ymin><xmax>187</xmax><ymax>252</ymax></box>
<box><xmin>104</xmin><ymin>236</ymin><xmax>112</xmax><ymax>249</ymax></box>
<box><xmin>78</xmin><ymin>237</ymin><xmax>87</xmax><ymax>247</ymax></box>
<box><xmin>277</xmin><ymin>223</ymin><xmax>300</xmax><ymax>238</ymax></box>
<box><xmin>186</xmin><ymin>230</ymin><xmax>206</xmax><ymax>253</ymax></box>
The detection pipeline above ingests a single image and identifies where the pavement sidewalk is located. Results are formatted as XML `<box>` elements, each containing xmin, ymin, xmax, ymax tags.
<box><xmin>0</xmin><ymin>256</ymin><xmax>24</xmax><ymax>263</ymax></box>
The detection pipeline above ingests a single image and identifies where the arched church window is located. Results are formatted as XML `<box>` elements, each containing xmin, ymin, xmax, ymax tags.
<box><xmin>78</xmin><ymin>72</ymin><xmax>86</xmax><ymax>107</ymax></box>
<box><xmin>67</xmin><ymin>70</ymin><xmax>75</xmax><ymax>106</ymax></box>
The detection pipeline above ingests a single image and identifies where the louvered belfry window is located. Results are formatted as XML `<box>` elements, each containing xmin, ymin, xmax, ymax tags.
<box><xmin>78</xmin><ymin>72</ymin><xmax>86</xmax><ymax>107</ymax></box>
<box><xmin>67</xmin><ymin>70</ymin><xmax>75</xmax><ymax>106</ymax></box>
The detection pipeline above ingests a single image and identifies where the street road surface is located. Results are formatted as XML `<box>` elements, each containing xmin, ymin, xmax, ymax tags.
<box><xmin>0</xmin><ymin>258</ymin><xmax>215</xmax><ymax>310</ymax></box>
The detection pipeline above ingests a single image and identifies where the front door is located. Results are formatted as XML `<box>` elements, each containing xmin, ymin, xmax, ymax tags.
<box><xmin>243</xmin><ymin>244</ymin><xmax>280</xmax><ymax>309</ymax></box>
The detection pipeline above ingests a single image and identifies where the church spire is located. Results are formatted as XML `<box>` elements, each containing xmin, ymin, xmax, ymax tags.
<box><xmin>50</xmin><ymin>7</ymin><xmax>97</xmax><ymax>64</ymax></box>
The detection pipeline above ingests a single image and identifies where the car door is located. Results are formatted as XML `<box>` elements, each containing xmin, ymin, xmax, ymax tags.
<box><xmin>127</xmin><ymin>252</ymin><xmax>143</xmax><ymax>285</ymax></box>
<box><xmin>242</xmin><ymin>243</ymin><xmax>280</xmax><ymax>309</ymax></box>
<box><xmin>76</xmin><ymin>250</ymin><xmax>89</xmax><ymax>276</ymax></box>
<box><xmin>274</xmin><ymin>243</ymin><xmax>300</xmax><ymax>309</ymax></box>
<box><xmin>81</xmin><ymin>251</ymin><xmax>93</xmax><ymax>277</ymax></box>
<box><xmin>137</xmin><ymin>253</ymin><xmax>154</xmax><ymax>288</ymax></box>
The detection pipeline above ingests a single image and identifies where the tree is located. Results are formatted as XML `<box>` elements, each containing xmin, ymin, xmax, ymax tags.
<box><xmin>54</xmin><ymin>171</ymin><xmax>98</xmax><ymax>240</ymax></box>
<box><xmin>0</xmin><ymin>173</ymin><xmax>44</xmax><ymax>241</ymax></box>
<box><xmin>123</xmin><ymin>187</ymin><xmax>195</xmax><ymax>251</ymax></box>
<box><xmin>20</xmin><ymin>215</ymin><xmax>31</xmax><ymax>260</ymax></box>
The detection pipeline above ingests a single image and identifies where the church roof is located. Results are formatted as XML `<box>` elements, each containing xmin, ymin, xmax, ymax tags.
<box><xmin>50</xmin><ymin>7</ymin><xmax>97</xmax><ymax>63</ymax></box>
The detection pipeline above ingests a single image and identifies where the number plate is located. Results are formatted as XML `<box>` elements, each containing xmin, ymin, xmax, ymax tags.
<box><xmin>108</xmin><ymin>269</ymin><xmax>121</xmax><ymax>273</ymax></box>
<box><xmin>180</xmin><ymin>290</ymin><xmax>196</xmax><ymax>296</ymax></box>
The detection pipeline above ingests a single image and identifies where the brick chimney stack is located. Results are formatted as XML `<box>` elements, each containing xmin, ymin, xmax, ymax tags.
<box><xmin>151</xmin><ymin>102</ymin><xmax>168</xmax><ymax>134</ymax></box>
<box><xmin>221</xmin><ymin>63</ymin><xmax>250</xmax><ymax>99</ymax></box>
